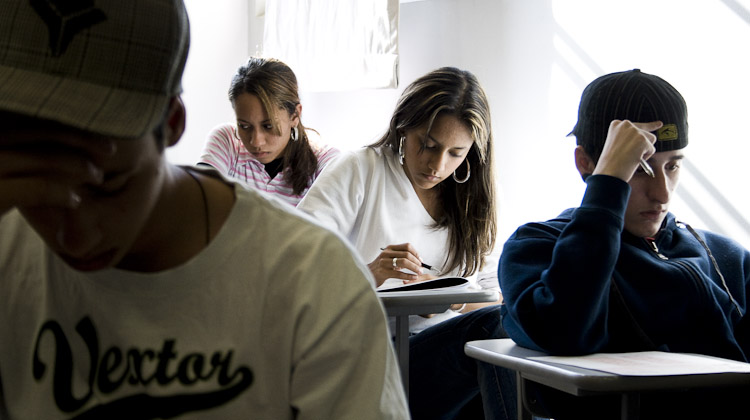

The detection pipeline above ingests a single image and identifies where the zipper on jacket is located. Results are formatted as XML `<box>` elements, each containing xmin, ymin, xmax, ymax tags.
<box><xmin>674</xmin><ymin>260</ymin><xmax>707</xmax><ymax>295</ymax></box>
<box><xmin>644</xmin><ymin>237</ymin><xmax>668</xmax><ymax>260</ymax></box>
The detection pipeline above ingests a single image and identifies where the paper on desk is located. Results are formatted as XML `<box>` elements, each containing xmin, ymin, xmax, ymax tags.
<box><xmin>529</xmin><ymin>351</ymin><xmax>750</xmax><ymax>376</ymax></box>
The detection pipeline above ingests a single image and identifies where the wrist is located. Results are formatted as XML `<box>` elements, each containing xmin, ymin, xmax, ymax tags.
<box><xmin>451</xmin><ymin>303</ymin><xmax>466</xmax><ymax>313</ymax></box>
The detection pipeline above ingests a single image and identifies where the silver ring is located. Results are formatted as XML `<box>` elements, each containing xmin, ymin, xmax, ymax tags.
<box><xmin>392</xmin><ymin>257</ymin><xmax>398</xmax><ymax>268</ymax></box>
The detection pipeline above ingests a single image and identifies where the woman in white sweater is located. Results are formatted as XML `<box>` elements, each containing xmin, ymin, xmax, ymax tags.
<box><xmin>298</xmin><ymin>67</ymin><xmax>514</xmax><ymax>420</ymax></box>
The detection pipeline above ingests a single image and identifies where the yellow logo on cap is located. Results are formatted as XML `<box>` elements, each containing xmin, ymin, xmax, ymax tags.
<box><xmin>657</xmin><ymin>124</ymin><xmax>679</xmax><ymax>141</ymax></box>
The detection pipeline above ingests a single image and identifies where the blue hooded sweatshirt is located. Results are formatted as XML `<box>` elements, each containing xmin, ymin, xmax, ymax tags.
<box><xmin>499</xmin><ymin>174</ymin><xmax>750</xmax><ymax>362</ymax></box>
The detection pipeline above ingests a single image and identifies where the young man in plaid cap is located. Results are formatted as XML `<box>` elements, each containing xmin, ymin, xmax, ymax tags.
<box><xmin>498</xmin><ymin>69</ymin><xmax>750</xmax><ymax>418</ymax></box>
<box><xmin>0</xmin><ymin>1</ymin><xmax>408</xmax><ymax>418</ymax></box>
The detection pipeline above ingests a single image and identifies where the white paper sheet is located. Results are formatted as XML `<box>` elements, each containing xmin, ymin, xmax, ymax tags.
<box><xmin>530</xmin><ymin>351</ymin><xmax>750</xmax><ymax>376</ymax></box>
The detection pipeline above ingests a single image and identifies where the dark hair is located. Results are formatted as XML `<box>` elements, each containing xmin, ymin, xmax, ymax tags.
<box><xmin>229</xmin><ymin>57</ymin><xmax>317</xmax><ymax>195</ymax></box>
<box><xmin>370</xmin><ymin>67</ymin><xmax>497</xmax><ymax>277</ymax></box>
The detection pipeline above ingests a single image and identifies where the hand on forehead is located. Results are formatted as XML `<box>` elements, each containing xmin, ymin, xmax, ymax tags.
<box><xmin>0</xmin><ymin>116</ymin><xmax>122</xmax><ymax>214</ymax></box>
<box><xmin>1</xmin><ymin>114</ymin><xmax>118</xmax><ymax>163</ymax></box>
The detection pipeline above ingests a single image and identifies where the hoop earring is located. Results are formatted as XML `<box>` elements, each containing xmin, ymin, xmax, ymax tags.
<box><xmin>291</xmin><ymin>126</ymin><xmax>299</xmax><ymax>141</ymax></box>
<box><xmin>453</xmin><ymin>160</ymin><xmax>470</xmax><ymax>183</ymax></box>
<box><xmin>398</xmin><ymin>136</ymin><xmax>405</xmax><ymax>165</ymax></box>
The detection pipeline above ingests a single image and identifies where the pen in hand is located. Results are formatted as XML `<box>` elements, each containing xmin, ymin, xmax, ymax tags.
<box><xmin>639</xmin><ymin>158</ymin><xmax>655</xmax><ymax>178</ymax></box>
<box><xmin>380</xmin><ymin>247</ymin><xmax>437</xmax><ymax>272</ymax></box>
<box><xmin>420</xmin><ymin>261</ymin><xmax>436</xmax><ymax>272</ymax></box>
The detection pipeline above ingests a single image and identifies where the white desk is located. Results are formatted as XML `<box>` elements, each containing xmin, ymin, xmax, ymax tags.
<box><xmin>465</xmin><ymin>338</ymin><xmax>750</xmax><ymax>420</ymax></box>
<box><xmin>379</xmin><ymin>289</ymin><xmax>499</xmax><ymax>396</ymax></box>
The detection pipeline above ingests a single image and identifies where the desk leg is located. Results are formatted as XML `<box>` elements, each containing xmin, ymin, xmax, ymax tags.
<box><xmin>395</xmin><ymin>315</ymin><xmax>410</xmax><ymax>399</ymax></box>
<box><xmin>621</xmin><ymin>392</ymin><xmax>640</xmax><ymax>420</ymax></box>
<box><xmin>517</xmin><ymin>374</ymin><xmax>532</xmax><ymax>420</ymax></box>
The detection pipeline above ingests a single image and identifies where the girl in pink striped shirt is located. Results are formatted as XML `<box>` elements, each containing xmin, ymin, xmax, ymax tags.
<box><xmin>199</xmin><ymin>58</ymin><xmax>339</xmax><ymax>207</ymax></box>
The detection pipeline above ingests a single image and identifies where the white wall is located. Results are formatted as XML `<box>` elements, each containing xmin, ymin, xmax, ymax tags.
<box><xmin>170</xmin><ymin>0</ymin><xmax>257</xmax><ymax>167</ymax></box>
<box><xmin>174</xmin><ymin>0</ymin><xmax>750</xmax><ymax>250</ymax></box>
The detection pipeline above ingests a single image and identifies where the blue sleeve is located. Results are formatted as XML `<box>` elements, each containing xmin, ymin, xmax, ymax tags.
<box><xmin>499</xmin><ymin>175</ymin><xmax>630</xmax><ymax>354</ymax></box>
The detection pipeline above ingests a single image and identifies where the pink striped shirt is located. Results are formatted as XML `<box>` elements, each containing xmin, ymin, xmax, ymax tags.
<box><xmin>199</xmin><ymin>123</ymin><xmax>341</xmax><ymax>207</ymax></box>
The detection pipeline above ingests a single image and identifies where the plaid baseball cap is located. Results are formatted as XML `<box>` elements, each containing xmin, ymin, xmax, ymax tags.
<box><xmin>570</xmin><ymin>69</ymin><xmax>688</xmax><ymax>162</ymax></box>
<box><xmin>0</xmin><ymin>0</ymin><xmax>190</xmax><ymax>139</ymax></box>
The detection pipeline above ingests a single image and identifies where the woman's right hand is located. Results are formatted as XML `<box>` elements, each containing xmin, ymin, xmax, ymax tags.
<box><xmin>368</xmin><ymin>242</ymin><xmax>427</xmax><ymax>287</ymax></box>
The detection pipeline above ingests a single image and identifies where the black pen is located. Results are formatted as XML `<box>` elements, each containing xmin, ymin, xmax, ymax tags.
<box><xmin>380</xmin><ymin>247</ymin><xmax>436</xmax><ymax>271</ymax></box>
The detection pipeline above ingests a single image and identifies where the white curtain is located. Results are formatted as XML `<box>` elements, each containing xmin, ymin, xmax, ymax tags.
<box><xmin>262</xmin><ymin>0</ymin><xmax>399</xmax><ymax>92</ymax></box>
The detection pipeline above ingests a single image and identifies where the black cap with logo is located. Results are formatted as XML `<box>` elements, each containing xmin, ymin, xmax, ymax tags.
<box><xmin>570</xmin><ymin>69</ymin><xmax>688</xmax><ymax>162</ymax></box>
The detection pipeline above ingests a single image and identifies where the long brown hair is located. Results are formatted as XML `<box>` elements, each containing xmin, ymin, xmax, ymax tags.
<box><xmin>229</xmin><ymin>57</ymin><xmax>317</xmax><ymax>195</ymax></box>
<box><xmin>370</xmin><ymin>67</ymin><xmax>497</xmax><ymax>277</ymax></box>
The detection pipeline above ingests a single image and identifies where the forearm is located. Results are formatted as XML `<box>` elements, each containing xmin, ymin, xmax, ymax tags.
<box><xmin>501</xmin><ymin>175</ymin><xmax>630</xmax><ymax>353</ymax></box>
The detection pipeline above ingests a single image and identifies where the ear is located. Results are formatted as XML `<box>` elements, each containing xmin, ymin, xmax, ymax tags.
<box><xmin>574</xmin><ymin>145</ymin><xmax>595</xmax><ymax>181</ymax></box>
<box><xmin>164</xmin><ymin>96</ymin><xmax>186</xmax><ymax>148</ymax></box>
<box><xmin>292</xmin><ymin>103</ymin><xmax>302</xmax><ymax>126</ymax></box>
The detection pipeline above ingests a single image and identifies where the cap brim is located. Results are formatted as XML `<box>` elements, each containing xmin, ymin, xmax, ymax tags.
<box><xmin>0</xmin><ymin>64</ymin><xmax>169</xmax><ymax>139</ymax></box>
